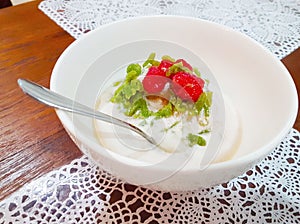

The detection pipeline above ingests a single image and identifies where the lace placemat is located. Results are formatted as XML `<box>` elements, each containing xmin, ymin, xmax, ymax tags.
<box><xmin>0</xmin><ymin>129</ymin><xmax>299</xmax><ymax>223</ymax></box>
<box><xmin>38</xmin><ymin>0</ymin><xmax>300</xmax><ymax>59</ymax></box>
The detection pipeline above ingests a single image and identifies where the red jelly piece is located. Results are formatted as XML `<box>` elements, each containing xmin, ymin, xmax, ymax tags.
<box><xmin>158</xmin><ymin>60</ymin><xmax>174</xmax><ymax>74</ymax></box>
<box><xmin>172</xmin><ymin>71</ymin><xmax>204</xmax><ymax>102</ymax></box>
<box><xmin>142</xmin><ymin>66</ymin><xmax>168</xmax><ymax>94</ymax></box>
<box><xmin>175</xmin><ymin>59</ymin><xmax>193</xmax><ymax>71</ymax></box>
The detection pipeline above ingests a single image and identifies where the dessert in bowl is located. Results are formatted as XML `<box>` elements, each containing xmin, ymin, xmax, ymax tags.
<box><xmin>50</xmin><ymin>16</ymin><xmax>298</xmax><ymax>191</ymax></box>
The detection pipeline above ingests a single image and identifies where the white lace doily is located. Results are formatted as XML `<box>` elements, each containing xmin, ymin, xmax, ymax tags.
<box><xmin>38</xmin><ymin>0</ymin><xmax>300</xmax><ymax>59</ymax></box>
<box><xmin>0</xmin><ymin>129</ymin><xmax>299</xmax><ymax>223</ymax></box>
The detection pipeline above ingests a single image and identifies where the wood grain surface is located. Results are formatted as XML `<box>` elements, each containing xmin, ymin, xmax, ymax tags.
<box><xmin>0</xmin><ymin>1</ymin><xmax>299</xmax><ymax>202</ymax></box>
<box><xmin>0</xmin><ymin>1</ymin><xmax>81</xmax><ymax>201</ymax></box>
<box><xmin>282</xmin><ymin>48</ymin><xmax>300</xmax><ymax>131</ymax></box>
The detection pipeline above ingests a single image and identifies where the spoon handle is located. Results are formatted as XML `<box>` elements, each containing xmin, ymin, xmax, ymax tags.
<box><xmin>17</xmin><ymin>79</ymin><xmax>156</xmax><ymax>145</ymax></box>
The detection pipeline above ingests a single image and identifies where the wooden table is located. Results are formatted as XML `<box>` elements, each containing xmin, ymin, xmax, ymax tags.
<box><xmin>0</xmin><ymin>0</ymin><xmax>299</xmax><ymax>202</ymax></box>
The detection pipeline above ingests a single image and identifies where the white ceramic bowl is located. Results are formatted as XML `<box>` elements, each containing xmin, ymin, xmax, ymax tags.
<box><xmin>50</xmin><ymin>16</ymin><xmax>298</xmax><ymax>191</ymax></box>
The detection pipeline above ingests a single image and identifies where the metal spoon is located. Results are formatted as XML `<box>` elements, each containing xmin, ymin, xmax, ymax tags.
<box><xmin>17</xmin><ymin>79</ymin><xmax>157</xmax><ymax>145</ymax></box>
